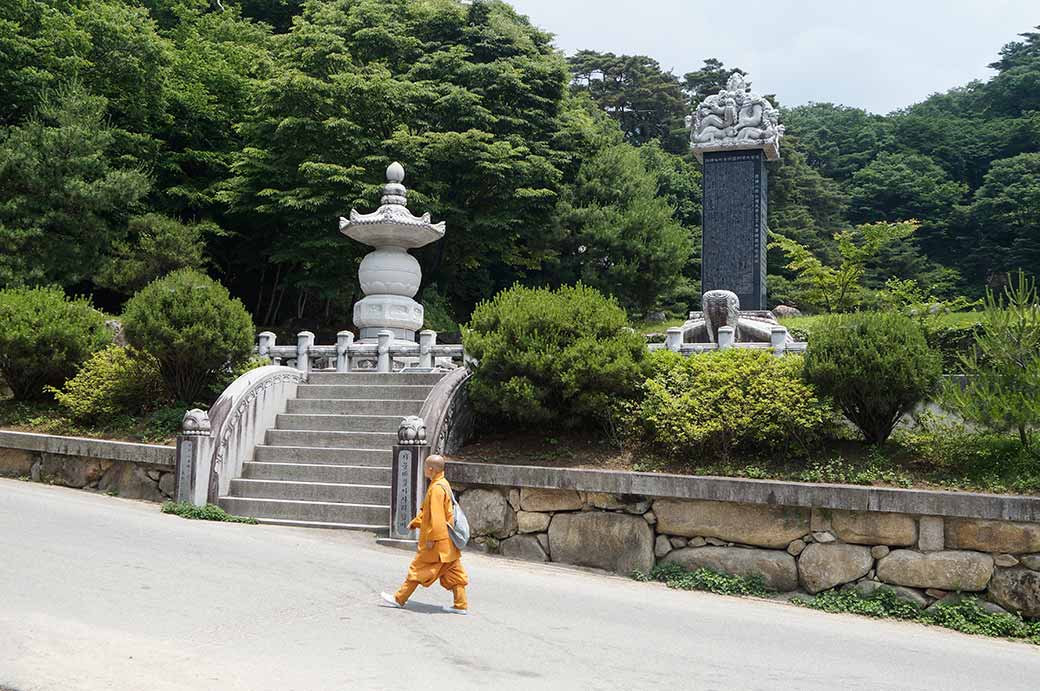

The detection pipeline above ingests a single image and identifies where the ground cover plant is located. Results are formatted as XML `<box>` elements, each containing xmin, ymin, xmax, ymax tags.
<box><xmin>631</xmin><ymin>563</ymin><xmax>1040</xmax><ymax>645</ymax></box>
<box><xmin>161</xmin><ymin>501</ymin><xmax>258</xmax><ymax>524</ymax></box>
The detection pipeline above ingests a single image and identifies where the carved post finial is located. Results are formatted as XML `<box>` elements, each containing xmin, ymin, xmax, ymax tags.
<box><xmin>181</xmin><ymin>409</ymin><xmax>211</xmax><ymax>436</ymax></box>
<box><xmin>398</xmin><ymin>416</ymin><xmax>427</xmax><ymax>446</ymax></box>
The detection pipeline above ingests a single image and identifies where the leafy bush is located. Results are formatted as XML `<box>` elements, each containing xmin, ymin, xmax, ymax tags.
<box><xmin>122</xmin><ymin>269</ymin><xmax>254</xmax><ymax>404</ymax></box>
<box><xmin>804</xmin><ymin>312</ymin><xmax>941</xmax><ymax>444</ymax></box>
<box><xmin>627</xmin><ymin>349</ymin><xmax>827</xmax><ymax>459</ymax></box>
<box><xmin>943</xmin><ymin>272</ymin><xmax>1040</xmax><ymax>451</ymax></box>
<box><xmin>463</xmin><ymin>283</ymin><xmax>647</xmax><ymax>431</ymax></box>
<box><xmin>49</xmin><ymin>345</ymin><xmax>168</xmax><ymax>423</ymax></box>
<box><xmin>0</xmin><ymin>287</ymin><xmax>110</xmax><ymax>400</ymax></box>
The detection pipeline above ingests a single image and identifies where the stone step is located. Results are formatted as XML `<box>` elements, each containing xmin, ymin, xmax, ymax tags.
<box><xmin>307</xmin><ymin>372</ymin><xmax>445</xmax><ymax>386</ymax></box>
<box><xmin>286</xmin><ymin>398</ymin><xmax>422</xmax><ymax>416</ymax></box>
<box><xmin>242</xmin><ymin>462</ymin><xmax>391</xmax><ymax>485</ymax></box>
<box><xmin>220</xmin><ymin>496</ymin><xmax>390</xmax><ymax>526</ymax></box>
<box><xmin>251</xmin><ymin>517</ymin><xmax>389</xmax><ymax>533</ymax></box>
<box><xmin>252</xmin><ymin>445</ymin><xmax>391</xmax><ymax>466</ymax></box>
<box><xmin>295</xmin><ymin>384</ymin><xmax>432</xmax><ymax>401</ymax></box>
<box><xmin>275</xmin><ymin>413</ymin><xmax>401</xmax><ymax>433</ymax></box>
<box><xmin>265</xmin><ymin>429</ymin><xmax>396</xmax><ymax>449</ymax></box>
<box><xmin>228</xmin><ymin>478</ymin><xmax>389</xmax><ymax>504</ymax></box>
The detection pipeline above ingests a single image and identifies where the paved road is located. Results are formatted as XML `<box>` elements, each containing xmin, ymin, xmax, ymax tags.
<box><xmin>2</xmin><ymin>480</ymin><xmax>1039</xmax><ymax>691</ymax></box>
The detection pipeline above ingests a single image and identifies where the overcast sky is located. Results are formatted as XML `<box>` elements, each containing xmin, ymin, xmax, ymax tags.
<box><xmin>507</xmin><ymin>0</ymin><xmax>1038</xmax><ymax>114</ymax></box>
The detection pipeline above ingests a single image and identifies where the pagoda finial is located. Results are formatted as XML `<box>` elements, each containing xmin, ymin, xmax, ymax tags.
<box><xmin>382</xmin><ymin>162</ymin><xmax>407</xmax><ymax>206</ymax></box>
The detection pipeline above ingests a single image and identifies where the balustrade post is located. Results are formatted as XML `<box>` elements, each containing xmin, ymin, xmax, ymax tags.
<box><xmin>296</xmin><ymin>331</ymin><xmax>315</xmax><ymax>375</ymax></box>
<box><xmin>377</xmin><ymin>330</ymin><xmax>392</xmax><ymax>372</ymax></box>
<box><xmin>770</xmin><ymin>326</ymin><xmax>787</xmax><ymax>357</ymax></box>
<box><xmin>419</xmin><ymin>329</ymin><xmax>436</xmax><ymax>369</ymax></box>
<box><xmin>718</xmin><ymin>326</ymin><xmax>735</xmax><ymax>350</ymax></box>
<box><xmin>258</xmin><ymin>331</ymin><xmax>275</xmax><ymax>360</ymax></box>
<box><xmin>175</xmin><ymin>409</ymin><xmax>212</xmax><ymax>506</ymax></box>
<box><xmin>665</xmin><ymin>327</ymin><xmax>683</xmax><ymax>353</ymax></box>
<box><xmin>336</xmin><ymin>330</ymin><xmax>354</xmax><ymax>372</ymax></box>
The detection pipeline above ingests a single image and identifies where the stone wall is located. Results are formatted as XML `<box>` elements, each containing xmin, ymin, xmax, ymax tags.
<box><xmin>0</xmin><ymin>431</ymin><xmax>176</xmax><ymax>502</ymax></box>
<box><xmin>448</xmin><ymin>463</ymin><xmax>1040</xmax><ymax>618</ymax></box>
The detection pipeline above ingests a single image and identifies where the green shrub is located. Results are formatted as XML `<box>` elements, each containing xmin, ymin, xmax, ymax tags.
<box><xmin>943</xmin><ymin>272</ymin><xmax>1040</xmax><ymax>451</ymax></box>
<box><xmin>463</xmin><ymin>283</ymin><xmax>647</xmax><ymax>431</ymax></box>
<box><xmin>804</xmin><ymin>312</ymin><xmax>941</xmax><ymax>444</ymax></box>
<box><xmin>627</xmin><ymin>349</ymin><xmax>827</xmax><ymax>459</ymax></box>
<box><xmin>49</xmin><ymin>345</ymin><xmax>169</xmax><ymax>423</ymax></box>
<box><xmin>122</xmin><ymin>269</ymin><xmax>254</xmax><ymax>404</ymax></box>
<box><xmin>0</xmin><ymin>287</ymin><xmax>110</xmax><ymax>400</ymax></box>
<box><xmin>161</xmin><ymin>501</ymin><xmax>258</xmax><ymax>524</ymax></box>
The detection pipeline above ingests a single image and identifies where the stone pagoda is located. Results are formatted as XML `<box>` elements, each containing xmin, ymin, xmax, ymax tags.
<box><xmin>339</xmin><ymin>163</ymin><xmax>445</xmax><ymax>345</ymax></box>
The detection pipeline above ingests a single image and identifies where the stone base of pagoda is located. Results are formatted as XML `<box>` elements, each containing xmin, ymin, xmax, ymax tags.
<box><xmin>353</xmin><ymin>294</ymin><xmax>423</xmax><ymax>344</ymax></box>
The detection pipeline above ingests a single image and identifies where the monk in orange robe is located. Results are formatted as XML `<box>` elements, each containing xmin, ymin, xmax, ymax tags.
<box><xmin>382</xmin><ymin>455</ymin><xmax>468</xmax><ymax>614</ymax></box>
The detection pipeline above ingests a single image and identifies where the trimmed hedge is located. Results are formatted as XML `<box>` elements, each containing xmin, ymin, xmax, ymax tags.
<box><xmin>0</xmin><ymin>286</ymin><xmax>110</xmax><ymax>401</ymax></box>
<box><xmin>122</xmin><ymin>269</ymin><xmax>254</xmax><ymax>404</ymax></box>
<box><xmin>804</xmin><ymin>312</ymin><xmax>941</xmax><ymax>444</ymax></box>
<box><xmin>464</xmin><ymin>283</ymin><xmax>647</xmax><ymax>430</ymax></box>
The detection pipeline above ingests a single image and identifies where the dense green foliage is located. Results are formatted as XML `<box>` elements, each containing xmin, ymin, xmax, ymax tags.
<box><xmin>0</xmin><ymin>2</ymin><xmax>1035</xmax><ymax>328</ymax></box>
<box><xmin>628</xmin><ymin>350</ymin><xmax>826</xmax><ymax>459</ymax></box>
<box><xmin>464</xmin><ymin>283</ymin><xmax>646</xmax><ymax>430</ymax></box>
<box><xmin>944</xmin><ymin>273</ymin><xmax>1040</xmax><ymax>450</ymax></box>
<box><xmin>804</xmin><ymin>313</ymin><xmax>941</xmax><ymax>443</ymax></box>
<box><xmin>0</xmin><ymin>287</ymin><xmax>110</xmax><ymax>400</ymax></box>
<box><xmin>632</xmin><ymin>562</ymin><xmax>770</xmax><ymax>597</ymax></box>
<box><xmin>122</xmin><ymin>269</ymin><xmax>254</xmax><ymax>403</ymax></box>
<box><xmin>48</xmin><ymin>346</ymin><xmax>168</xmax><ymax>423</ymax></box>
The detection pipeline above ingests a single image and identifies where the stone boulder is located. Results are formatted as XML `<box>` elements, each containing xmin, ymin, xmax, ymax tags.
<box><xmin>459</xmin><ymin>488</ymin><xmax>516</xmax><ymax>539</ymax></box>
<box><xmin>653</xmin><ymin>499</ymin><xmax>810</xmax><ymax>549</ymax></box>
<box><xmin>547</xmin><ymin>512</ymin><xmax>653</xmax><ymax>574</ymax></box>
<box><xmin>772</xmin><ymin>305</ymin><xmax>802</xmax><ymax>318</ymax></box>
<box><xmin>797</xmin><ymin>543</ymin><xmax>874</xmax><ymax>594</ymax></box>
<box><xmin>499</xmin><ymin>534</ymin><xmax>549</xmax><ymax>563</ymax></box>
<box><xmin>0</xmin><ymin>449</ymin><xmax>34</xmax><ymax>477</ymax></box>
<box><xmin>1020</xmin><ymin>554</ymin><xmax>1040</xmax><ymax>572</ymax></box>
<box><xmin>829</xmin><ymin>509</ymin><xmax>916</xmax><ymax>546</ymax></box>
<box><xmin>586</xmin><ymin>492</ymin><xmax>651</xmax><ymax>514</ymax></box>
<box><xmin>663</xmin><ymin>546</ymin><xmax>798</xmax><ymax>592</ymax></box>
<box><xmin>520</xmin><ymin>487</ymin><xmax>583</xmax><ymax>513</ymax></box>
<box><xmin>987</xmin><ymin>567</ymin><xmax>1040</xmax><ymax>617</ymax></box>
<box><xmin>97</xmin><ymin>462</ymin><xmax>164</xmax><ymax>501</ymax></box>
<box><xmin>516</xmin><ymin>511</ymin><xmax>551</xmax><ymax>534</ymax></box>
<box><xmin>39</xmin><ymin>455</ymin><xmax>106</xmax><ymax>489</ymax></box>
<box><xmin>945</xmin><ymin>518</ymin><xmax>1040</xmax><ymax>555</ymax></box>
<box><xmin>876</xmin><ymin>550</ymin><xmax>994</xmax><ymax>592</ymax></box>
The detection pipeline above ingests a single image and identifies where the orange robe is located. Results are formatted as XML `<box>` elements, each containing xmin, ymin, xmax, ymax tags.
<box><xmin>394</xmin><ymin>472</ymin><xmax>468</xmax><ymax>609</ymax></box>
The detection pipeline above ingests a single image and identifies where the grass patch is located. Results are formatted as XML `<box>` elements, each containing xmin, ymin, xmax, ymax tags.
<box><xmin>778</xmin><ymin>311</ymin><xmax>982</xmax><ymax>334</ymax></box>
<box><xmin>632</xmin><ymin>562</ymin><xmax>770</xmax><ymax>597</ymax></box>
<box><xmin>634</xmin><ymin>564</ymin><xmax>1040</xmax><ymax>645</ymax></box>
<box><xmin>161</xmin><ymin>501</ymin><xmax>258</xmax><ymax>524</ymax></box>
<box><xmin>797</xmin><ymin>589</ymin><xmax>1040</xmax><ymax>645</ymax></box>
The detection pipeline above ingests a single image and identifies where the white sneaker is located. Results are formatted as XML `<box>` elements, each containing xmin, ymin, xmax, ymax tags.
<box><xmin>380</xmin><ymin>592</ymin><xmax>402</xmax><ymax>608</ymax></box>
<box><xmin>443</xmin><ymin>606</ymin><xmax>468</xmax><ymax>615</ymax></box>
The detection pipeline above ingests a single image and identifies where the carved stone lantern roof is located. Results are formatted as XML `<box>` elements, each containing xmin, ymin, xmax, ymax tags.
<box><xmin>338</xmin><ymin>162</ymin><xmax>446</xmax><ymax>249</ymax></box>
<box><xmin>689</xmin><ymin>73</ymin><xmax>784</xmax><ymax>162</ymax></box>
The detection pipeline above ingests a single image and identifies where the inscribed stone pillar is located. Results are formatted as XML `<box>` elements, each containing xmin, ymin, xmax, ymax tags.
<box><xmin>690</xmin><ymin>73</ymin><xmax>784</xmax><ymax>311</ymax></box>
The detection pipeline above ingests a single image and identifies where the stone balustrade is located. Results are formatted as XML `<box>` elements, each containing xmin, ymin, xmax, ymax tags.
<box><xmin>650</xmin><ymin>325</ymin><xmax>808</xmax><ymax>357</ymax></box>
<box><xmin>256</xmin><ymin>329</ymin><xmax>464</xmax><ymax>373</ymax></box>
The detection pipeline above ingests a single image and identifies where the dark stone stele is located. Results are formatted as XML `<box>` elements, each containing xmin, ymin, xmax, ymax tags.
<box><xmin>701</xmin><ymin>149</ymin><xmax>768</xmax><ymax>310</ymax></box>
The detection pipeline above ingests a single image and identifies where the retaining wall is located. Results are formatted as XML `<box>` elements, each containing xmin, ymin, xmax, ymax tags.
<box><xmin>0</xmin><ymin>430</ymin><xmax>176</xmax><ymax>501</ymax></box>
<box><xmin>446</xmin><ymin>461</ymin><xmax>1040</xmax><ymax>618</ymax></box>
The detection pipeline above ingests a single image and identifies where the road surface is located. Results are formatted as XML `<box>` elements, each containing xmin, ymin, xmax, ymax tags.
<box><xmin>2</xmin><ymin>479</ymin><xmax>1038</xmax><ymax>690</ymax></box>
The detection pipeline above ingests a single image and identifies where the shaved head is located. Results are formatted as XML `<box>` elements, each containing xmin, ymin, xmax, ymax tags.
<box><xmin>425</xmin><ymin>455</ymin><xmax>446</xmax><ymax>474</ymax></box>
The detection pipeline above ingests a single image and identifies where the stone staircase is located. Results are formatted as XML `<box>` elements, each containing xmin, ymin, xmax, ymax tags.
<box><xmin>219</xmin><ymin>372</ymin><xmax>444</xmax><ymax>532</ymax></box>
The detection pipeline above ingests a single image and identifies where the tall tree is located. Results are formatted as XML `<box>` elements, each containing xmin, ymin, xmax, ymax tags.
<box><xmin>964</xmin><ymin>153</ymin><xmax>1040</xmax><ymax>284</ymax></box>
<box><xmin>567</xmin><ymin>51</ymin><xmax>688</xmax><ymax>153</ymax></box>
<box><xmin>0</xmin><ymin>86</ymin><xmax>150</xmax><ymax>288</ymax></box>
<box><xmin>683</xmin><ymin>58</ymin><xmax>745</xmax><ymax>105</ymax></box>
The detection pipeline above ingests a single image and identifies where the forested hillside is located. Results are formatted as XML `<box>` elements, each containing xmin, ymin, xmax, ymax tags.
<box><xmin>1</xmin><ymin>1</ymin><xmax>1037</xmax><ymax>331</ymax></box>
